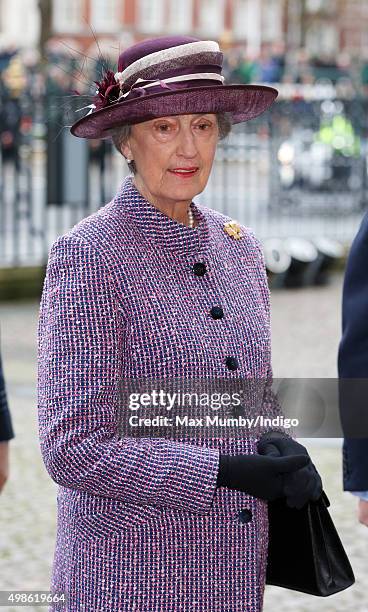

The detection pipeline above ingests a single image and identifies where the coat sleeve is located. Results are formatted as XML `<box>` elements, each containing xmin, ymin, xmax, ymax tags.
<box><xmin>338</xmin><ymin>212</ymin><xmax>368</xmax><ymax>491</ymax></box>
<box><xmin>0</xmin><ymin>343</ymin><xmax>14</xmax><ymax>442</ymax></box>
<box><xmin>37</xmin><ymin>234</ymin><xmax>220</xmax><ymax>514</ymax></box>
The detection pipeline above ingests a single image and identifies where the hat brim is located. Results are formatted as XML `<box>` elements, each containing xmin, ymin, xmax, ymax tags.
<box><xmin>70</xmin><ymin>84</ymin><xmax>278</xmax><ymax>139</ymax></box>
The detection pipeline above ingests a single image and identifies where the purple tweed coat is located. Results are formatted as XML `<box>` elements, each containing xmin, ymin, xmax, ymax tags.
<box><xmin>37</xmin><ymin>176</ymin><xmax>283</xmax><ymax>612</ymax></box>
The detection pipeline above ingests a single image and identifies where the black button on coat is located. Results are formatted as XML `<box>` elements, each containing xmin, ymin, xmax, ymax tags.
<box><xmin>193</xmin><ymin>262</ymin><xmax>207</xmax><ymax>276</ymax></box>
<box><xmin>238</xmin><ymin>508</ymin><xmax>253</xmax><ymax>523</ymax></box>
<box><xmin>225</xmin><ymin>356</ymin><xmax>239</xmax><ymax>370</ymax></box>
<box><xmin>210</xmin><ymin>306</ymin><xmax>224</xmax><ymax>319</ymax></box>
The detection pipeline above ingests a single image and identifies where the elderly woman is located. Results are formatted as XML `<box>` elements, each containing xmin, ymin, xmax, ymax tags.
<box><xmin>38</xmin><ymin>36</ymin><xmax>322</xmax><ymax>611</ymax></box>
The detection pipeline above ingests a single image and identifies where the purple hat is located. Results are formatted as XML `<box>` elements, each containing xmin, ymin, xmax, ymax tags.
<box><xmin>70</xmin><ymin>35</ymin><xmax>278</xmax><ymax>139</ymax></box>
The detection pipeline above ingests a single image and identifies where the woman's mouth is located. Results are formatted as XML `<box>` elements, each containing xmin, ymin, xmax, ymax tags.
<box><xmin>168</xmin><ymin>167</ymin><xmax>199</xmax><ymax>178</ymax></box>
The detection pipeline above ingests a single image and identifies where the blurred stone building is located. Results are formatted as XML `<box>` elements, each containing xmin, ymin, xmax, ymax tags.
<box><xmin>0</xmin><ymin>0</ymin><xmax>367</xmax><ymax>62</ymax></box>
<box><xmin>286</xmin><ymin>0</ymin><xmax>368</xmax><ymax>58</ymax></box>
<box><xmin>46</xmin><ymin>0</ymin><xmax>284</xmax><ymax>58</ymax></box>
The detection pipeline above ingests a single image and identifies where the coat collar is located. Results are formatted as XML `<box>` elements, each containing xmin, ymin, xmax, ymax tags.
<box><xmin>115</xmin><ymin>175</ymin><xmax>211</xmax><ymax>256</ymax></box>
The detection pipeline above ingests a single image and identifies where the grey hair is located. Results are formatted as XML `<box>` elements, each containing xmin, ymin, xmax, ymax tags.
<box><xmin>110</xmin><ymin>112</ymin><xmax>233</xmax><ymax>175</ymax></box>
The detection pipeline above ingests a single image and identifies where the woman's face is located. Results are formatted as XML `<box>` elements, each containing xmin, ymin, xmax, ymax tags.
<box><xmin>121</xmin><ymin>113</ymin><xmax>219</xmax><ymax>208</ymax></box>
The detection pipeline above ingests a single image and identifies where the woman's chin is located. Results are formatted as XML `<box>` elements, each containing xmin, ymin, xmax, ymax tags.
<box><xmin>164</xmin><ymin>174</ymin><xmax>206</xmax><ymax>197</ymax></box>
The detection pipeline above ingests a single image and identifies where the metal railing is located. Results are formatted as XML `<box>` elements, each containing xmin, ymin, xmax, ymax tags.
<box><xmin>1</xmin><ymin>92</ymin><xmax>368</xmax><ymax>267</ymax></box>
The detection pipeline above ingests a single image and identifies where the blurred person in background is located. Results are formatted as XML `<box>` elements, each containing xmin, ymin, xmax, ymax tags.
<box><xmin>360</xmin><ymin>48</ymin><xmax>368</xmax><ymax>95</ymax></box>
<box><xmin>258</xmin><ymin>44</ymin><xmax>282</xmax><ymax>84</ymax></box>
<box><xmin>229</xmin><ymin>48</ymin><xmax>259</xmax><ymax>84</ymax></box>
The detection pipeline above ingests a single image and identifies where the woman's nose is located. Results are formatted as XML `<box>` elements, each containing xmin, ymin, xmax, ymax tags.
<box><xmin>176</xmin><ymin>130</ymin><xmax>198</xmax><ymax>158</ymax></box>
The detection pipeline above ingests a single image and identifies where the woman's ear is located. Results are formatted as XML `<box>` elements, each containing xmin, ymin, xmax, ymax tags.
<box><xmin>121</xmin><ymin>139</ymin><xmax>133</xmax><ymax>161</ymax></box>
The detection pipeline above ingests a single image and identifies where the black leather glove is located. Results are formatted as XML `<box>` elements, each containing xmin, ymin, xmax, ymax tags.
<box><xmin>257</xmin><ymin>431</ymin><xmax>323</xmax><ymax>508</ymax></box>
<box><xmin>216</xmin><ymin>453</ymin><xmax>310</xmax><ymax>501</ymax></box>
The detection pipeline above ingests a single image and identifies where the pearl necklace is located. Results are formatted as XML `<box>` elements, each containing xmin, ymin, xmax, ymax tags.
<box><xmin>188</xmin><ymin>206</ymin><xmax>195</xmax><ymax>228</ymax></box>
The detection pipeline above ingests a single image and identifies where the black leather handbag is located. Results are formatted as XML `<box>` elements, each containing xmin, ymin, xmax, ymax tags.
<box><xmin>266</xmin><ymin>490</ymin><xmax>355</xmax><ymax>596</ymax></box>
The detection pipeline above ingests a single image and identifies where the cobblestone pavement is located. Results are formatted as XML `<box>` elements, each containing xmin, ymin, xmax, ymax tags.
<box><xmin>0</xmin><ymin>272</ymin><xmax>367</xmax><ymax>611</ymax></box>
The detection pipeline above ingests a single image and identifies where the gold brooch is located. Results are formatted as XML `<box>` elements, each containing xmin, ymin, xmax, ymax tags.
<box><xmin>223</xmin><ymin>220</ymin><xmax>243</xmax><ymax>240</ymax></box>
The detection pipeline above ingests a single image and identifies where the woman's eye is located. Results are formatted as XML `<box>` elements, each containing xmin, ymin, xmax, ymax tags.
<box><xmin>156</xmin><ymin>124</ymin><xmax>171</xmax><ymax>132</ymax></box>
<box><xmin>196</xmin><ymin>123</ymin><xmax>211</xmax><ymax>131</ymax></box>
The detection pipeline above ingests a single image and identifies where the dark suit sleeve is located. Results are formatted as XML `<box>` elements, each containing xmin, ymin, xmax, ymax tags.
<box><xmin>0</xmin><ymin>348</ymin><xmax>14</xmax><ymax>442</ymax></box>
<box><xmin>338</xmin><ymin>212</ymin><xmax>368</xmax><ymax>490</ymax></box>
